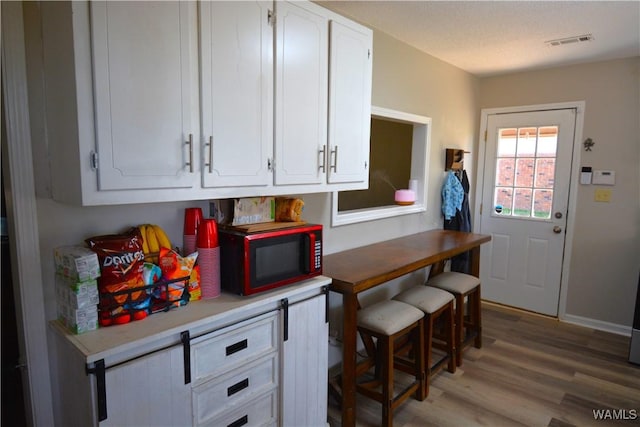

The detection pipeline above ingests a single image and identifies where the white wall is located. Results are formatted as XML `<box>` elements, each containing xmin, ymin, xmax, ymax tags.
<box><xmin>479</xmin><ymin>58</ymin><xmax>640</xmax><ymax>329</ymax></box>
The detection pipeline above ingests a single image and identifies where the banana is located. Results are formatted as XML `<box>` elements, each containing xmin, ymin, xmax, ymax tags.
<box><xmin>138</xmin><ymin>224</ymin><xmax>150</xmax><ymax>255</ymax></box>
<box><xmin>152</xmin><ymin>224</ymin><xmax>172</xmax><ymax>250</ymax></box>
<box><xmin>145</xmin><ymin>225</ymin><xmax>160</xmax><ymax>263</ymax></box>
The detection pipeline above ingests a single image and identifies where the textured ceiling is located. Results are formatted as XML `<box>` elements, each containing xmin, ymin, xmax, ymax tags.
<box><xmin>317</xmin><ymin>1</ymin><xmax>640</xmax><ymax>77</ymax></box>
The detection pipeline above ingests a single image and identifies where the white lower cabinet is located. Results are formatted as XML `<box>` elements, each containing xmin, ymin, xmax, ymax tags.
<box><xmin>50</xmin><ymin>278</ymin><xmax>329</xmax><ymax>426</ymax></box>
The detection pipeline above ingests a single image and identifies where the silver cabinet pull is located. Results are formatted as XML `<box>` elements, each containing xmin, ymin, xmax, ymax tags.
<box><xmin>330</xmin><ymin>145</ymin><xmax>338</xmax><ymax>172</ymax></box>
<box><xmin>185</xmin><ymin>134</ymin><xmax>194</xmax><ymax>173</ymax></box>
<box><xmin>318</xmin><ymin>145</ymin><xmax>326</xmax><ymax>172</ymax></box>
<box><xmin>205</xmin><ymin>136</ymin><xmax>213</xmax><ymax>173</ymax></box>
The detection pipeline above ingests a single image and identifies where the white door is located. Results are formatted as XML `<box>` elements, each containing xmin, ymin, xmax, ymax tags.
<box><xmin>200</xmin><ymin>1</ymin><xmax>273</xmax><ymax>188</ymax></box>
<box><xmin>274</xmin><ymin>1</ymin><xmax>328</xmax><ymax>186</ymax></box>
<box><xmin>327</xmin><ymin>19</ymin><xmax>372</xmax><ymax>184</ymax></box>
<box><xmin>91</xmin><ymin>1</ymin><xmax>198</xmax><ymax>190</ymax></box>
<box><xmin>478</xmin><ymin>109</ymin><xmax>577</xmax><ymax>316</ymax></box>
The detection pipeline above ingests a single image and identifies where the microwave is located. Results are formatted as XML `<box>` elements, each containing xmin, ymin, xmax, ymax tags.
<box><xmin>218</xmin><ymin>224</ymin><xmax>322</xmax><ymax>296</ymax></box>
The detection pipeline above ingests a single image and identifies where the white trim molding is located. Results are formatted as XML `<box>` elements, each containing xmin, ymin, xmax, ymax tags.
<box><xmin>1</xmin><ymin>2</ymin><xmax>54</xmax><ymax>424</ymax></box>
<box><xmin>562</xmin><ymin>314</ymin><xmax>632</xmax><ymax>337</ymax></box>
<box><xmin>332</xmin><ymin>106</ymin><xmax>431</xmax><ymax>227</ymax></box>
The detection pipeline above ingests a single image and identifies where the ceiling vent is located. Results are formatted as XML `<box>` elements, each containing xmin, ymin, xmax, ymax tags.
<box><xmin>546</xmin><ymin>34</ymin><xmax>594</xmax><ymax>47</ymax></box>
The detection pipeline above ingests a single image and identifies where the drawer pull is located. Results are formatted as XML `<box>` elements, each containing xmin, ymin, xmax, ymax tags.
<box><xmin>225</xmin><ymin>339</ymin><xmax>248</xmax><ymax>356</ymax></box>
<box><xmin>227</xmin><ymin>378</ymin><xmax>249</xmax><ymax>397</ymax></box>
<box><xmin>227</xmin><ymin>415</ymin><xmax>248</xmax><ymax>427</ymax></box>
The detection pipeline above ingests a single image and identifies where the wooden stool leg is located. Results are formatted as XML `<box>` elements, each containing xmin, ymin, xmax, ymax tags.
<box><xmin>381</xmin><ymin>335</ymin><xmax>393</xmax><ymax>427</ymax></box>
<box><xmin>455</xmin><ymin>294</ymin><xmax>464</xmax><ymax>366</ymax></box>
<box><xmin>415</xmin><ymin>319</ymin><xmax>426</xmax><ymax>401</ymax></box>
<box><xmin>446</xmin><ymin>302</ymin><xmax>456</xmax><ymax>373</ymax></box>
<box><xmin>473</xmin><ymin>287</ymin><xmax>482</xmax><ymax>349</ymax></box>
<box><xmin>423</xmin><ymin>314</ymin><xmax>433</xmax><ymax>399</ymax></box>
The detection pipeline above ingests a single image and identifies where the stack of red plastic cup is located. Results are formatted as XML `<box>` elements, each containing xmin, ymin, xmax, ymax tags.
<box><xmin>197</xmin><ymin>218</ymin><xmax>221</xmax><ymax>299</ymax></box>
<box><xmin>183</xmin><ymin>207</ymin><xmax>203</xmax><ymax>256</ymax></box>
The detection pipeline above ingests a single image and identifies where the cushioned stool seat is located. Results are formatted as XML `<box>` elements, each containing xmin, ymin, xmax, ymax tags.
<box><xmin>356</xmin><ymin>300</ymin><xmax>425</xmax><ymax>427</ymax></box>
<box><xmin>427</xmin><ymin>272</ymin><xmax>482</xmax><ymax>366</ymax></box>
<box><xmin>393</xmin><ymin>286</ymin><xmax>456</xmax><ymax>397</ymax></box>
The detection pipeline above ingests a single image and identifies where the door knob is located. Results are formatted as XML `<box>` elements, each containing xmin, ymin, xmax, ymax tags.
<box><xmin>553</xmin><ymin>226</ymin><xmax>562</xmax><ymax>234</ymax></box>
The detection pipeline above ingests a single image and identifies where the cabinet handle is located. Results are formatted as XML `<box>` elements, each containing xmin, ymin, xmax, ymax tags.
<box><xmin>205</xmin><ymin>136</ymin><xmax>213</xmax><ymax>173</ymax></box>
<box><xmin>225</xmin><ymin>339</ymin><xmax>248</xmax><ymax>356</ymax></box>
<box><xmin>227</xmin><ymin>415</ymin><xmax>248</xmax><ymax>427</ymax></box>
<box><xmin>330</xmin><ymin>145</ymin><xmax>338</xmax><ymax>173</ymax></box>
<box><xmin>181</xmin><ymin>331</ymin><xmax>191</xmax><ymax>384</ymax></box>
<box><xmin>86</xmin><ymin>359</ymin><xmax>107</xmax><ymax>421</ymax></box>
<box><xmin>281</xmin><ymin>298</ymin><xmax>289</xmax><ymax>342</ymax></box>
<box><xmin>227</xmin><ymin>378</ymin><xmax>249</xmax><ymax>397</ymax></box>
<box><xmin>185</xmin><ymin>134</ymin><xmax>194</xmax><ymax>173</ymax></box>
<box><xmin>319</xmin><ymin>145</ymin><xmax>326</xmax><ymax>172</ymax></box>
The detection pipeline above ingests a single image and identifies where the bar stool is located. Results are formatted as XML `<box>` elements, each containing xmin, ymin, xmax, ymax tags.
<box><xmin>393</xmin><ymin>286</ymin><xmax>456</xmax><ymax>397</ymax></box>
<box><xmin>427</xmin><ymin>271</ymin><xmax>482</xmax><ymax>366</ymax></box>
<box><xmin>356</xmin><ymin>300</ymin><xmax>426</xmax><ymax>427</ymax></box>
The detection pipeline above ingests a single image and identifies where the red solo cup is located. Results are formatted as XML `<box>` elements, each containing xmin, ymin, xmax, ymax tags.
<box><xmin>184</xmin><ymin>208</ymin><xmax>203</xmax><ymax>236</ymax></box>
<box><xmin>197</xmin><ymin>218</ymin><xmax>219</xmax><ymax>248</ymax></box>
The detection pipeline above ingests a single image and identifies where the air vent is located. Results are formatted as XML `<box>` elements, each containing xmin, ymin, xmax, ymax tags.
<box><xmin>546</xmin><ymin>34</ymin><xmax>594</xmax><ymax>47</ymax></box>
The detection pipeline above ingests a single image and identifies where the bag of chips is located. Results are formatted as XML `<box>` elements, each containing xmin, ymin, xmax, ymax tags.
<box><xmin>86</xmin><ymin>228</ymin><xmax>146</xmax><ymax>308</ymax></box>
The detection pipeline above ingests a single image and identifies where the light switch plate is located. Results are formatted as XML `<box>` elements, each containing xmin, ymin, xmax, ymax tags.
<box><xmin>594</xmin><ymin>189</ymin><xmax>612</xmax><ymax>202</ymax></box>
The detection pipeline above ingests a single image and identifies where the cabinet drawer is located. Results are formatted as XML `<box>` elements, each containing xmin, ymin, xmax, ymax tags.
<box><xmin>199</xmin><ymin>389</ymin><xmax>277</xmax><ymax>427</ymax></box>
<box><xmin>192</xmin><ymin>311</ymin><xmax>278</xmax><ymax>384</ymax></box>
<box><xmin>192</xmin><ymin>355</ymin><xmax>278</xmax><ymax>426</ymax></box>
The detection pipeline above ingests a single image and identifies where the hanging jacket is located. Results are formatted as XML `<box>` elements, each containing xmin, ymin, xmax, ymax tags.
<box><xmin>441</xmin><ymin>170</ymin><xmax>464</xmax><ymax>221</ymax></box>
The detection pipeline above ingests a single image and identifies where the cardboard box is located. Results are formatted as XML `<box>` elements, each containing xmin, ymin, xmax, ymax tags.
<box><xmin>232</xmin><ymin>197</ymin><xmax>275</xmax><ymax>225</ymax></box>
<box><xmin>54</xmin><ymin>246</ymin><xmax>100</xmax><ymax>282</ymax></box>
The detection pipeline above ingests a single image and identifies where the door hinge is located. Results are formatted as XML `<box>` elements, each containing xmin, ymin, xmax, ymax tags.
<box><xmin>480</xmin><ymin>203</ymin><xmax>483</xmax><ymax>215</ymax></box>
<box><xmin>267</xmin><ymin>158</ymin><xmax>273</xmax><ymax>171</ymax></box>
<box><xmin>90</xmin><ymin>151</ymin><xmax>99</xmax><ymax>171</ymax></box>
<box><xmin>484</xmin><ymin>130</ymin><xmax>487</xmax><ymax>142</ymax></box>
<box><xmin>368</xmin><ymin>49</ymin><xmax>371</xmax><ymax>59</ymax></box>
<box><xmin>364</xmin><ymin>161</ymin><xmax>368</xmax><ymax>169</ymax></box>
<box><xmin>268</xmin><ymin>9</ymin><xmax>275</xmax><ymax>26</ymax></box>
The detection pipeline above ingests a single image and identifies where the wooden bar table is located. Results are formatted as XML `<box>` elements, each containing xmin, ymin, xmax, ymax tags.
<box><xmin>323</xmin><ymin>229</ymin><xmax>491</xmax><ymax>427</ymax></box>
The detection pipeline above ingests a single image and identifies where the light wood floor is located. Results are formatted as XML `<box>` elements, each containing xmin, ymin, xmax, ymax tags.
<box><xmin>328</xmin><ymin>302</ymin><xmax>640</xmax><ymax>427</ymax></box>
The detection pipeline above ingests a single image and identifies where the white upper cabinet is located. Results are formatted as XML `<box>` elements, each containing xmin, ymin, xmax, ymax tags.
<box><xmin>274</xmin><ymin>1</ymin><xmax>328</xmax><ymax>186</ymax></box>
<box><xmin>200</xmin><ymin>1</ymin><xmax>273</xmax><ymax>188</ymax></box>
<box><xmin>327</xmin><ymin>19</ymin><xmax>373</xmax><ymax>185</ymax></box>
<box><xmin>90</xmin><ymin>2</ymin><xmax>199</xmax><ymax>191</ymax></box>
<box><xmin>38</xmin><ymin>0</ymin><xmax>372</xmax><ymax>205</ymax></box>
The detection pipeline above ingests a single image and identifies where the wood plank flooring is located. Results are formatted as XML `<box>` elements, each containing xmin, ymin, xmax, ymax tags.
<box><xmin>327</xmin><ymin>303</ymin><xmax>640</xmax><ymax>427</ymax></box>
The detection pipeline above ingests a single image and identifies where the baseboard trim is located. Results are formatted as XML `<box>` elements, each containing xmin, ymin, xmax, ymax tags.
<box><xmin>561</xmin><ymin>313</ymin><xmax>632</xmax><ymax>337</ymax></box>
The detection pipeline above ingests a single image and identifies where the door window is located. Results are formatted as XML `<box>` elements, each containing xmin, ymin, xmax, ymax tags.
<box><xmin>493</xmin><ymin>126</ymin><xmax>558</xmax><ymax>219</ymax></box>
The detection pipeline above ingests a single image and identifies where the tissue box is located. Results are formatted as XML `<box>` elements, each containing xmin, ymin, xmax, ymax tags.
<box><xmin>232</xmin><ymin>197</ymin><xmax>275</xmax><ymax>225</ymax></box>
<box><xmin>55</xmin><ymin>274</ymin><xmax>99</xmax><ymax>309</ymax></box>
<box><xmin>58</xmin><ymin>303</ymin><xmax>98</xmax><ymax>334</ymax></box>
<box><xmin>54</xmin><ymin>246</ymin><xmax>100</xmax><ymax>282</ymax></box>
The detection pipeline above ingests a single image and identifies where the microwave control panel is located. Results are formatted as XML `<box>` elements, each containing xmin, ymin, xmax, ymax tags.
<box><xmin>314</xmin><ymin>239</ymin><xmax>322</xmax><ymax>270</ymax></box>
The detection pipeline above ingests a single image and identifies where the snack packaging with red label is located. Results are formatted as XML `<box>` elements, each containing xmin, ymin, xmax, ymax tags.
<box><xmin>85</xmin><ymin>228</ymin><xmax>146</xmax><ymax>310</ymax></box>
<box><xmin>156</xmin><ymin>247</ymin><xmax>197</xmax><ymax>306</ymax></box>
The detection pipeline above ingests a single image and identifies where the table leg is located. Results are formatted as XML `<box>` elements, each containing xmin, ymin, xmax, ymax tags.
<box><xmin>469</xmin><ymin>246</ymin><xmax>481</xmax><ymax>277</ymax></box>
<box><xmin>341</xmin><ymin>293</ymin><xmax>358</xmax><ymax>427</ymax></box>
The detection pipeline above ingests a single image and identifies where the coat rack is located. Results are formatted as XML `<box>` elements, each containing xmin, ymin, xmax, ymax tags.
<box><xmin>445</xmin><ymin>148</ymin><xmax>470</xmax><ymax>172</ymax></box>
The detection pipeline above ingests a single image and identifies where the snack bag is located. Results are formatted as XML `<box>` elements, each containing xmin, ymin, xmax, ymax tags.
<box><xmin>189</xmin><ymin>265</ymin><xmax>201</xmax><ymax>301</ymax></box>
<box><xmin>86</xmin><ymin>228</ymin><xmax>146</xmax><ymax>310</ymax></box>
<box><xmin>157</xmin><ymin>248</ymin><xmax>198</xmax><ymax>306</ymax></box>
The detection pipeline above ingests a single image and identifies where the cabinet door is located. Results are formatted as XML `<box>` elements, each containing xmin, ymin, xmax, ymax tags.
<box><xmin>100</xmin><ymin>345</ymin><xmax>190</xmax><ymax>426</ymax></box>
<box><xmin>200</xmin><ymin>1</ymin><xmax>273</xmax><ymax>188</ymax></box>
<box><xmin>328</xmin><ymin>20</ymin><xmax>373</xmax><ymax>184</ymax></box>
<box><xmin>274</xmin><ymin>1</ymin><xmax>328</xmax><ymax>186</ymax></box>
<box><xmin>90</xmin><ymin>2</ymin><xmax>198</xmax><ymax>190</ymax></box>
<box><xmin>281</xmin><ymin>293</ymin><xmax>328</xmax><ymax>426</ymax></box>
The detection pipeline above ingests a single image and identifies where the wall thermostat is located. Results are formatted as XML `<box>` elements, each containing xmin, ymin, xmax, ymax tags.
<box><xmin>592</xmin><ymin>170</ymin><xmax>615</xmax><ymax>186</ymax></box>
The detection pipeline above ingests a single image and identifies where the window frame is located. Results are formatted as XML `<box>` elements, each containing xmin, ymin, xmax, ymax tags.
<box><xmin>331</xmin><ymin>106</ymin><xmax>431</xmax><ymax>226</ymax></box>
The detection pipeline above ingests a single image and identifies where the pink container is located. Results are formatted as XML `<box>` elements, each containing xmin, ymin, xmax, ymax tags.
<box><xmin>198</xmin><ymin>247</ymin><xmax>220</xmax><ymax>299</ymax></box>
<box><xmin>183</xmin><ymin>208</ymin><xmax>203</xmax><ymax>256</ymax></box>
